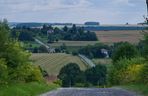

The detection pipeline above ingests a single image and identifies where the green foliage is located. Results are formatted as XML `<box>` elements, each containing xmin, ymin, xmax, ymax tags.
<box><xmin>0</xmin><ymin>20</ymin><xmax>43</xmax><ymax>84</ymax></box>
<box><xmin>47</xmin><ymin>25</ymin><xmax>98</xmax><ymax>42</ymax></box>
<box><xmin>85</xmin><ymin>64</ymin><xmax>107</xmax><ymax>86</ymax></box>
<box><xmin>79</xmin><ymin>43</ymin><xmax>110</xmax><ymax>59</ymax></box>
<box><xmin>58</xmin><ymin>63</ymin><xmax>107</xmax><ymax>87</ymax></box>
<box><xmin>58</xmin><ymin>63</ymin><xmax>81</xmax><ymax>87</ymax></box>
<box><xmin>53</xmin><ymin>80</ymin><xmax>62</xmax><ymax>86</ymax></box>
<box><xmin>140</xmin><ymin>64</ymin><xmax>148</xmax><ymax>84</ymax></box>
<box><xmin>109</xmin><ymin>57</ymin><xmax>146</xmax><ymax>85</ymax></box>
<box><xmin>138</xmin><ymin>32</ymin><xmax>148</xmax><ymax>59</ymax></box>
<box><xmin>0</xmin><ymin>59</ymin><xmax>8</xmax><ymax>84</ymax></box>
<box><xmin>112</xmin><ymin>42</ymin><xmax>139</xmax><ymax>63</ymax></box>
<box><xmin>120</xmin><ymin>83</ymin><xmax>148</xmax><ymax>96</ymax></box>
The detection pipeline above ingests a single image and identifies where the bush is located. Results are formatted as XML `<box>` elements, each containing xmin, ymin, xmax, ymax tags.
<box><xmin>53</xmin><ymin>80</ymin><xmax>62</xmax><ymax>86</ymax></box>
<box><xmin>58</xmin><ymin>63</ymin><xmax>81</xmax><ymax>87</ymax></box>
<box><xmin>109</xmin><ymin>58</ymin><xmax>146</xmax><ymax>85</ymax></box>
<box><xmin>140</xmin><ymin>64</ymin><xmax>148</xmax><ymax>84</ymax></box>
<box><xmin>112</xmin><ymin>42</ymin><xmax>139</xmax><ymax>63</ymax></box>
<box><xmin>0</xmin><ymin>59</ymin><xmax>8</xmax><ymax>84</ymax></box>
<box><xmin>85</xmin><ymin>64</ymin><xmax>107</xmax><ymax>86</ymax></box>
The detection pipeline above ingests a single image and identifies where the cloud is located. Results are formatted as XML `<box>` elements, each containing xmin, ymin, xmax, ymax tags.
<box><xmin>0</xmin><ymin>0</ymin><xmax>146</xmax><ymax>24</ymax></box>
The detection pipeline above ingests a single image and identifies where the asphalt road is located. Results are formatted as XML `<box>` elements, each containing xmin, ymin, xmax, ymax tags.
<box><xmin>40</xmin><ymin>88</ymin><xmax>139</xmax><ymax>96</ymax></box>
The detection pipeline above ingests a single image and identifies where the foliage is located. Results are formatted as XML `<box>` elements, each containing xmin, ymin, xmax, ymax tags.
<box><xmin>47</xmin><ymin>25</ymin><xmax>98</xmax><ymax>42</ymax></box>
<box><xmin>0</xmin><ymin>20</ymin><xmax>43</xmax><ymax>84</ymax></box>
<box><xmin>11</xmin><ymin>27</ymin><xmax>35</xmax><ymax>41</ymax></box>
<box><xmin>120</xmin><ymin>83</ymin><xmax>148</xmax><ymax>96</ymax></box>
<box><xmin>112</xmin><ymin>42</ymin><xmax>139</xmax><ymax>63</ymax></box>
<box><xmin>108</xmin><ymin>57</ymin><xmax>146</xmax><ymax>85</ymax></box>
<box><xmin>140</xmin><ymin>64</ymin><xmax>148</xmax><ymax>84</ymax></box>
<box><xmin>78</xmin><ymin>43</ymin><xmax>111</xmax><ymax>59</ymax></box>
<box><xmin>58</xmin><ymin>63</ymin><xmax>81</xmax><ymax>87</ymax></box>
<box><xmin>0</xmin><ymin>59</ymin><xmax>8</xmax><ymax>84</ymax></box>
<box><xmin>85</xmin><ymin>64</ymin><xmax>107</xmax><ymax>86</ymax></box>
<box><xmin>58</xmin><ymin>63</ymin><xmax>107</xmax><ymax>87</ymax></box>
<box><xmin>138</xmin><ymin>32</ymin><xmax>148</xmax><ymax>59</ymax></box>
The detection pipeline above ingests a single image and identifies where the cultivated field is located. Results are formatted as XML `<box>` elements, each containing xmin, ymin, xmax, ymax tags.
<box><xmin>95</xmin><ymin>30</ymin><xmax>143</xmax><ymax>44</ymax></box>
<box><xmin>49</xmin><ymin>40</ymin><xmax>99</xmax><ymax>47</ymax></box>
<box><xmin>30</xmin><ymin>53</ymin><xmax>87</xmax><ymax>76</ymax></box>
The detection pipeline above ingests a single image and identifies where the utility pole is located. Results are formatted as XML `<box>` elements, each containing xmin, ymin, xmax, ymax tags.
<box><xmin>146</xmin><ymin>0</ymin><xmax>148</xmax><ymax>23</ymax></box>
<box><xmin>146</xmin><ymin>0</ymin><xmax>148</xmax><ymax>16</ymax></box>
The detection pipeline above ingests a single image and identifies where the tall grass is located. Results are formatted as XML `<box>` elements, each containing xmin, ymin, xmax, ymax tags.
<box><xmin>0</xmin><ymin>82</ymin><xmax>59</xmax><ymax>96</ymax></box>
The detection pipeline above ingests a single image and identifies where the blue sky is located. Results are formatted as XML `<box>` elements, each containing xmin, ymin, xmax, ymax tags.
<box><xmin>0</xmin><ymin>0</ymin><xmax>147</xmax><ymax>24</ymax></box>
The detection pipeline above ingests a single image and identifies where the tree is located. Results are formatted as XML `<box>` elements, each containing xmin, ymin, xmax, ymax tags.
<box><xmin>18</xmin><ymin>31</ymin><xmax>34</xmax><ymax>41</ymax></box>
<box><xmin>138</xmin><ymin>32</ymin><xmax>148</xmax><ymax>59</ymax></box>
<box><xmin>63</xmin><ymin>26</ymin><xmax>68</xmax><ymax>32</ymax></box>
<box><xmin>0</xmin><ymin>20</ymin><xmax>43</xmax><ymax>83</ymax></box>
<box><xmin>58</xmin><ymin>63</ymin><xmax>81</xmax><ymax>87</ymax></box>
<box><xmin>112</xmin><ymin>42</ymin><xmax>139</xmax><ymax>63</ymax></box>
<box><xmin>85</xmin><ymin>64</ymin><xmax>107</xmax><ymax>86</ymax></box>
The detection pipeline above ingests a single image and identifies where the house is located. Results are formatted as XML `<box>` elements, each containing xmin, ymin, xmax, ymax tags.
<box><xmin>101</xmin><ymin>49</ymin><xmax>109</xmax><ymax>58</ymax></box>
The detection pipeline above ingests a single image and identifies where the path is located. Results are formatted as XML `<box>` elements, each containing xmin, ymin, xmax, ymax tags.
<box><xmin>40</xmin><ymin>88</ymin><xmax>139</xmax><ymax>96</ymax></box>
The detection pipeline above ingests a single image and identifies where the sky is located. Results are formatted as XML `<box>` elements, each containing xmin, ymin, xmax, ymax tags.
<box><xmin>0</xmin><ymin>0</ymin><xmax>147</xmax><ymax>24</ymax></box>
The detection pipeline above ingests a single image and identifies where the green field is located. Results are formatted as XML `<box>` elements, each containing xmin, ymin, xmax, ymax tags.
<box><xmin>92</xmin><ymin>58</ymin><xmax>112</xmax><ymax>65</ymax></box>
<box><xmin>30</xmin><ymin>53</ymin><xmax>88</xmax><ymax>76</ymax></box>
<box><xmin>0</xmin><ymin>82</ymin><xmax>59</xmax><ymax>96</ymax></box>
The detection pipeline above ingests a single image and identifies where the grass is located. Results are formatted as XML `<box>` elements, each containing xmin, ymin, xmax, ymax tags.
<box><xmin>30</xmin><ymin>53</ymin><xmax>88</xmax><ymax>76</ymax></box>
<box><xmin>0</xmin><ymin>82</ymin><xmax>59</xmax><ymax>96</ymax></box>
<box><xmin>23</xmin><ymin>41</ymin><xmax>40</xmax><ymax>48</ymax></box>
<box><xmin>119</xmin><ymin>83</ymin><xmax>148</xmax><ymax>96</ymax></box>
<box><xmin>92</xmin><ymin>58</ymin><xmax>112</xmax><ymax>65</ymax></box>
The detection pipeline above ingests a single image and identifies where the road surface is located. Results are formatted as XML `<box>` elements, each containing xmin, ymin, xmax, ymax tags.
<box><xmin>40</xmin><ymin>88</ymin><xmax>139</xmax><ymax>96</ymax></box>
<box><xmin>79</xmin><ymin>54</ymin><xmax>96</xmax><ymax>67</ymax></box>
<box><xmin>34</xmin><ymin>38</ymin><xmax>49</xmax><ymax>49</ymax></box>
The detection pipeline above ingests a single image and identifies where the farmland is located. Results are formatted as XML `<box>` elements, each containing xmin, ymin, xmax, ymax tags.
<box><xmin>47</xmin><ymin>30</ymin><xmax>143</xmax><ymax>49</ymax></box>
<box><xmin>49</xmin><ymin>41</ymin><xmax>99</xmax><ymax>47</ymax></box>
<box><xmin>95</xmin><ymin>30</ymin><xmax>143</xmax><ymax>44</ymax></box>
<box><xmin>30</xmin><ymin>53</ymin><xmax>88</xmax><ymax>76</ymax></box>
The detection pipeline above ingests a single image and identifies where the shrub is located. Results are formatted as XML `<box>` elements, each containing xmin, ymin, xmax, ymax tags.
<box><xmin>140</xmin><ymin>64</ymin><xmax>148</xmax><ymax>84</ymax></box>
<box><xmin>109</xmin><ymin>57</ymin><xmax>146</xmax><ymax>85</ymax></box>
<box><xmin>85</xmin><ymin>64</ymin><xmax>107</xmax><ymax>86</ymax></box>
<box><xmin>112</xmin><ymin>42</ymin><xmax>139</xmax><ymax>63</ymax></box>
<box><xmin>0</xmin><ymin>59</ymin><xmax>8</xmax><ymax>84</ymax></box>
<box><xmin>58</xmin><ymin>63</ymin><xmax>81</xmax><ymax>87</ymax></box>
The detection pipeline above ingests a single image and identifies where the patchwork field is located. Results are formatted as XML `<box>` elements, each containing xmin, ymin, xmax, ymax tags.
<box><xmin>49</xmin><ymin>41</ymin><xmax>99</xmax><ymax>47</ymax></box>
<box><xmin>30</xmin><ymin>53</ymin><xmax>88</xmax><ymax>76</ymax></box>
<box><xmin>95</xmin><ymin>30</ymin><xmax>143</xmax><ymax>44</ymax></box>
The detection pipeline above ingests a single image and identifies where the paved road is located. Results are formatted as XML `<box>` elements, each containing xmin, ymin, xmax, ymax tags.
<box><xmin>34</xmin><ymin>38</ymin><xmax>50</xmax><ymax>49</ymax></box>
<box><xmin>79</xmin><ymin>54</ymin><xmax>96</xmax><ymax>67</ymax></box>
<box><xmin>40</xmin><ymin>88</ymin><xmax>139</xmax><ymax>96</ymax></box>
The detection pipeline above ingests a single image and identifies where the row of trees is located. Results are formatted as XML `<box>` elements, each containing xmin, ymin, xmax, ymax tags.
<box><xmin>11</xmin><ymin>24</ymin><xmax>98</xmax><ymax>43</ymax></box>
<box><xmin>58</xmin><ymin>63</ymin><xmax>107</xmax><ymax>87</ymax></box>
<box><xmin>109</xmin><ymin>33</ymin><xmax>148</xmax><ymax>85</ymax></box>
<box><xmin>78</xmin><ymin>43</ymin><xmax>111</xmax><ymax>58</ymax></box>
<box><xmin>47</xmin><ymin>25</ymin><xmax>98</xmax><ymax>42</ymax></box>
<box><xmin>0</xmin><ymin>20</ymin><xmax>43</xmax><ymax>84</ymax></box>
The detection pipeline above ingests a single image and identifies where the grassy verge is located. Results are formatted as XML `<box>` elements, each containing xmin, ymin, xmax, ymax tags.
<box><xmin>119</xmin><ymin>83</ymin><xmax>148</xmax><ymax>96</ymax></box>
<box><xmin>0</xmin><ymin>82</ymin><xmax>59</xmax><ymax>96</ymax></box>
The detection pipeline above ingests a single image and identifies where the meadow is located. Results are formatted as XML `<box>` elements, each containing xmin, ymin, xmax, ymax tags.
<box><xmin>30</xmin><ymin>53</ymin><xmax>88</xmax><ymax>76</ymax></box>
